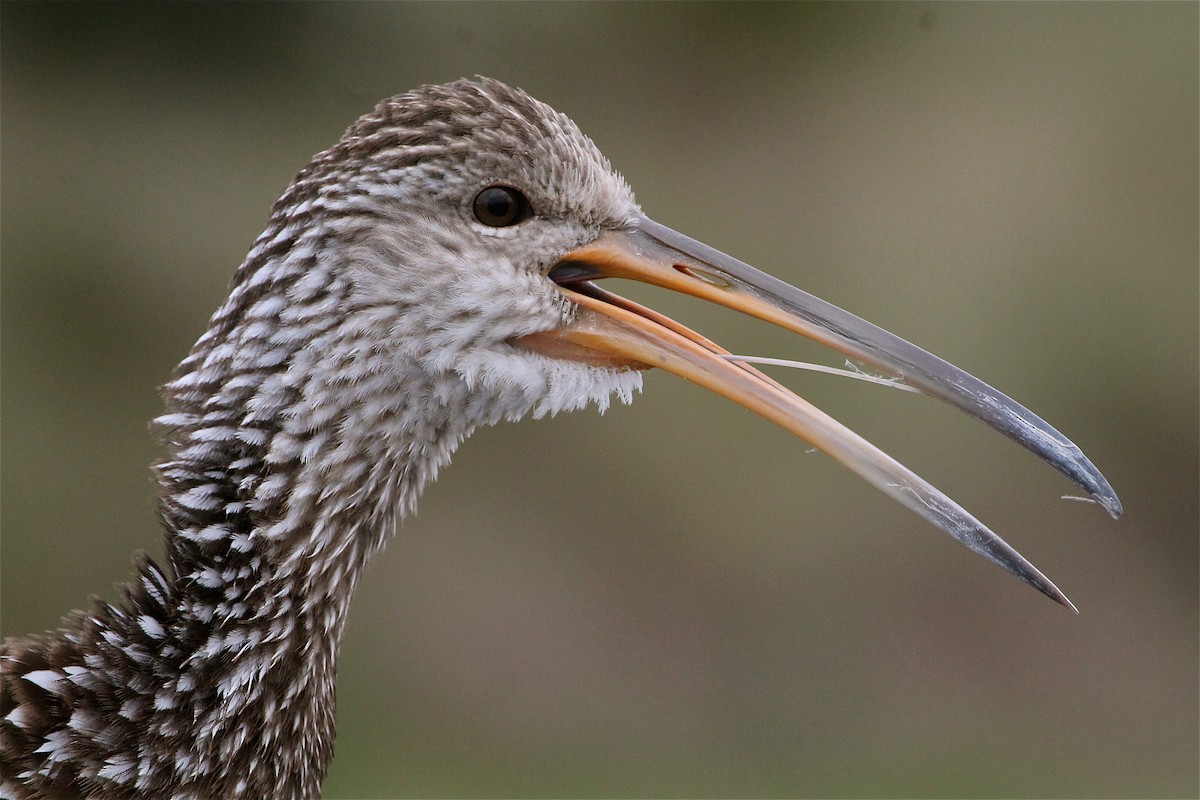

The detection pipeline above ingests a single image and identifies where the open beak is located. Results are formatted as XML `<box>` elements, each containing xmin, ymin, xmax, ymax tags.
<box><xmin>517</xmin><ymin>215</ymin><xmax>1121</xmax><ymax>610</ymax></box>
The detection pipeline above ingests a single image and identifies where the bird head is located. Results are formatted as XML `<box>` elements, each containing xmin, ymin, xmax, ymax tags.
<box><xmin>184</xmin><ymin>77</ymin><xmax>1117</xmax><ymax>606</ymax></box>
<box><xmin>316</xmin><ymin>77</ymin><xmax>647</xmax><ymax>421</ymax></box>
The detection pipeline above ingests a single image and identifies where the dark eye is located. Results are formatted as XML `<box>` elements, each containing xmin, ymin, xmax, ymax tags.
<box><xmin>472</xmin><ymin>186</ymin><xmax>531</xmax><ymax>227</ymax></box>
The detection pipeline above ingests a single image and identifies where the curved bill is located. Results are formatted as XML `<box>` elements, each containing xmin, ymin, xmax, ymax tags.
<box><xmin>517</xmin><ymin>215</ymin><xmax>1123</xmax><ymax>610</ymax></box>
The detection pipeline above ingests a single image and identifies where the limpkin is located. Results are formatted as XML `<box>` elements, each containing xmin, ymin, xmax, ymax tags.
<box><xmin>1</xmin><ymin>78</ymin><xmax>1120</xmax><ymax>799</ymax></box>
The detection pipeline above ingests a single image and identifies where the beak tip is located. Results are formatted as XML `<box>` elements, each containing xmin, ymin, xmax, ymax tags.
<box><xmin>1063</xmin><ymin>447</ymin><xmax>1122</xmax><ymax>519</ymax></box>
<box><xmin>1030</xmin><ymin>573</ymin><xmax>1078</xmax><ymax>613</ymax></box>
<box><xmin>1087</xmin><ymin>478</ymin><xmax>1123</xmax><ymax>520</ymax></box>
<box><xmin>1099</xmin><ymin>493</ymin><xmax>1124</xmax><ymax>520</ymax></box>
<box><xmin>1056</xmin><ymin>590</ymin><xmax>1081</xmax><ymax>615</ymax></box>
<box><xmin>1025</xmin><ymin>570</ymin><xmax>1078</xmax><ymax>613</ymax></box>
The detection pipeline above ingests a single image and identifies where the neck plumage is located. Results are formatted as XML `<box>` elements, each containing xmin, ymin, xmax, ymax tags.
<box><xmin>148</xmin><ymin>240</ymin><xmax>486</xmax><ymax>794</ymax></box>
<box><xmin>1</xmin><ymin>237</ymin><xmax>483</xmax><ymax>799</ymax></box>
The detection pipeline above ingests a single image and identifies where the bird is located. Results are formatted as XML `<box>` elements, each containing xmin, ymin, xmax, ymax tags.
<box><xmin>0</xmin><ymin>77</ymin><xmax>1121</xmax><ymax>799</ymax></box>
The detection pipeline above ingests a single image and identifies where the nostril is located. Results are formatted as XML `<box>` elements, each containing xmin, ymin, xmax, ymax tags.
<box><xmin>675</xmin><ymin>264</ymin><xmax>731</xmax><ymax>288</ymax></box>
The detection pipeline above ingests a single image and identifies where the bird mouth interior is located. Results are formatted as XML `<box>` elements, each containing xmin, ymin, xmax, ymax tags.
<box><xmin>513</xmin><ymin>215</ymin><xmax>1121</xmax><ymax>610</ymax></box>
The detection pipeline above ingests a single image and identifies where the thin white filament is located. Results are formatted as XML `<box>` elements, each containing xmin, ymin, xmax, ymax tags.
<box><xmin>718</xmin><ymin>355</ymin><xmax>920</xmax><ymax>393</ymax></box>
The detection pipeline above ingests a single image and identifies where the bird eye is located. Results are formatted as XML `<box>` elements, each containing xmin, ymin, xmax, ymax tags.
<box><xmin>473</xmin><ymin>186</ymin><xmax>531</xmax><ymax>227</ymax></box>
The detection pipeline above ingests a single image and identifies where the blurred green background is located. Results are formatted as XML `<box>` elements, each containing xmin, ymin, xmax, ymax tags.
<box><xmin>2</xmin><ymin>3</ymin><xmax>1196</xmax><ymax>797</ymax></box>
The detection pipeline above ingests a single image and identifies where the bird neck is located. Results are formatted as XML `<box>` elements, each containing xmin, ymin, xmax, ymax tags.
<box><xmin>135</xmin><ymin>239</ymin><xmax>487</xmax><ymax>793</ymax></box>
